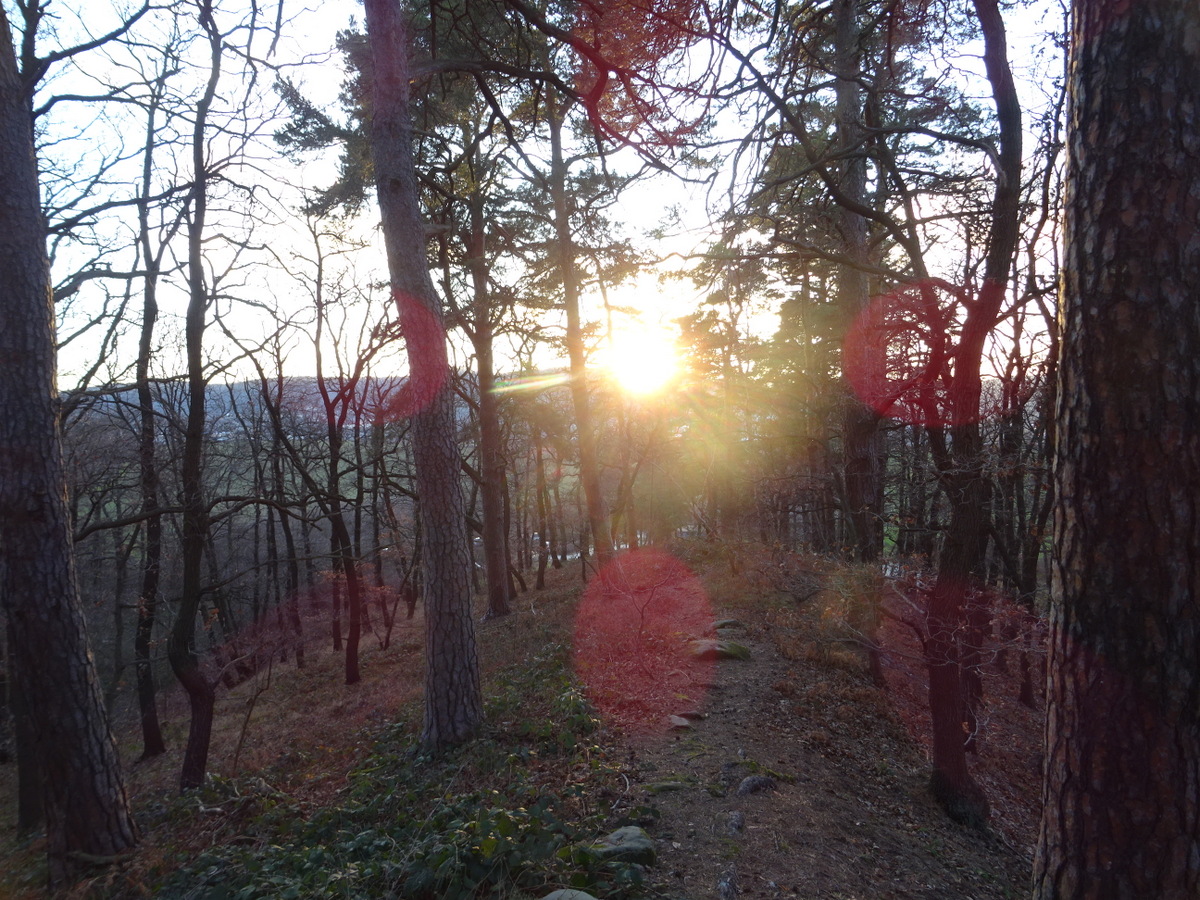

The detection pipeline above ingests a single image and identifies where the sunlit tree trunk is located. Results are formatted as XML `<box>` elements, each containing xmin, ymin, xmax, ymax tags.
<box><xmin>1033</xmin><ymin>0</ymin><xmax>1200</xmax><ymax>894</ymax></box>
<box><xmin>0</xmin><ymin>8</ymin><xmax>138</xmax><ymax>881</ymax></box>
<box><xmin>362</xmin><ymin>0</ymin><xmax>482</xmax><ymax>750</ymax></box>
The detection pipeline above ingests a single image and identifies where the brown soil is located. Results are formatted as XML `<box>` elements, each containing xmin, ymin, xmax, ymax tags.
<box><xmin>605</xmin><ymin>546</ymin><xmax>1042</xmax><ymax>900</ymax></box>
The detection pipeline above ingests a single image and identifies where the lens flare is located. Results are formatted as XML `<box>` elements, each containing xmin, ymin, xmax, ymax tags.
<box><xmin>842</xmin><ymin>280</ymin><xmax>1000</xmax><ymax>428</ymax></box>
<box><xmin>374</xmin><ymin>290</ymin><xmax>450</xmax><ymax>424</ymax></box>
<box><xmin>492</xmin><ymin>372</ymin><xmax>571</xmax><ymax>395</ymax></box>
<box><xmin>573</xmin><ymin>549</ymin><xmax>714</xmax><ymax>736</ymax></box>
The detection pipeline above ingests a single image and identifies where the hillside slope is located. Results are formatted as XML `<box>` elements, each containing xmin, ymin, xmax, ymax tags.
<box><xmin>0</xmin><ymin>542</ymin><xmax>1041</xmax><ymax>898</ymax></box>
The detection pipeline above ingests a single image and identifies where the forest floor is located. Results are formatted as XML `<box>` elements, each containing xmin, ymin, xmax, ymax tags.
<box><xmin>0</xmin><ymin>540</ymin><xmax>1043</xmax><ymax>899</ymax></box>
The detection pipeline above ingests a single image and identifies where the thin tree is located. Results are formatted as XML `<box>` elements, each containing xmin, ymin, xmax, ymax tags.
<box><xmin>1033</xmin><ymin>0</ymin><xmax>1200</xmax><ymax>894</ymax></box>
<box><xmin>921</xmin><ymin>0</ymin><xmax>1023</xmax><ymax>824</ymax></box>
<box><xmin>538</xmin><ymin>89</ymin><xmax>613</xmax><ymax>569</ymax></box>
<box><xmin>132</xmin><ymin>41</ymin><xmax>183</xmax><ymax>761</ymax></box>
<box><xmin>170</xmin><ymin>0</ymin><xmax>224</xmax><ymax>792</ymax></box>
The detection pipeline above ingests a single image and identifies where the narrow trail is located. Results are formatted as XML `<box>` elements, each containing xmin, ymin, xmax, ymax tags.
<box><xmin>616</xmin><ymin>595</ymin><xmax>1033</xmax><ymax>900</ymax></box>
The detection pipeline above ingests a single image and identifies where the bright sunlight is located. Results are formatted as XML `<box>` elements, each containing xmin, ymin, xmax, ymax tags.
<box><xmin>596</xmin><ymin>325</ymin><xmax>681</xmax><ymax>396</ymax></box>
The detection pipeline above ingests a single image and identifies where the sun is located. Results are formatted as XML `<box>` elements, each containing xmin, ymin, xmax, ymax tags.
<box><xmin>597</xmin><ymin>326</ymin><xmax>680</xmax><ymax>396</ymax></box>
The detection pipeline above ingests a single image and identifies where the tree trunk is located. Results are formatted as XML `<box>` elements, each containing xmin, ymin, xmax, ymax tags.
<box><xmin>924</xmin><ymin>0</ymin><xmax>1021</xmax><ymax>824</ymax></box>
<box><xmin>547</xmin><ymin>90</ymin><xmax>614</xmax><ymax>569</ymax></box>
<box><xmin>1033</xmin><ymin>1</ymin><xmax>1200</xmax><ymax>894</ymax></box>
<box><xmin>833</xmin><ymin>0</ymin><xmax>886</xmax><ymax>688</ymax></box>
<box><xmin>314</xmin><ymin>339</ymin><xmax>362</xmax><ymax>684</ymax></box>
<box><xmin>338</xmin><ymin>530</ymin><xmax>363</xmax><ymax>685</ymax></box>
<box><xmin>834</xmin><ymin>0</ymin><xmax>884</xmax><ymax>565</ymax></box>
<box><xmin>273</xmin><ymin>440</ymin><xmax>305</xmax><ymax>668</ymax></box>
<box><xmin>133</xmin><ymin>57</ymin><xmax>170</xmax><ymax>760</ymax></box>
<box><xmin>7</xmin><ymin>622</ymin><xmax>43</xmax><ymax>835</ymax></box>
<box><xmin>169</xmin><ymin>0</ymin><xmax>221</xmax><ymax>792</ymax></box>
<box><xmin>535</xmin><ymin>425</ymin><xmax>550</xmax><ymax>589</ymax></box>
<box><xmin>0</xmin><ymin>10</ymin><xmax>138</xmax><ymax>880</ymax></box>
<box><xmin>362</xmin><ymin>0</ymin><xmax>482</xmax><ymax>751</ymax></box>
<box><xmin>468</xmin><ymin>187</ymin><xmax>511</xmax><ymax>618</ymax></box>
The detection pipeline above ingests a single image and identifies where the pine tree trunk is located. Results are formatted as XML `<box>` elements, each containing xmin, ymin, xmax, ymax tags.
<box><xmin>1033</xmin><ymin>1</ymin><xmax>1200</xmax><ymax>894</ymax></box>
<box><xmin>7</xmin><ymin>623</ymin><xmax>43</xmax><ymax>835</ymax></box>
<box><xmin>468</xmin><ymin>188</ymin><xmax>511</xmax><ymax>618</ymax></box>
<box><xmin>0</xmin><ymin>10</ymin><xmax>138</xmax><ymax>881</ymax></box>
<box><xmin>547</xmin><ymin>91</ymin><xmax>614</xmax><ymax>569</ymax></box>
<box><xmin>362</xmin><ymin>0</ymin><xmax>482</xmax><ymax>751</ymax></box>
<box><xmin>834</xmin><ymin>0</ymin><xmax>884</xmax><ymax>565</ymax></box>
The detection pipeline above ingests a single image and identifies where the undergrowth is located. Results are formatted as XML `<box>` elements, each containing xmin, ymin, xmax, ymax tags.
<box><xmin>150</xmin><ymin>644</ymin><xmax>647</xmax><ymax>900</ymax></box>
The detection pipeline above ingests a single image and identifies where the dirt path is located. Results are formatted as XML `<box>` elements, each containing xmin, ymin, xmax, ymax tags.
<box><xmin>616</xmin><ymin>596</ymin><xmax>1034</xmax><ymax>900</ymax></box>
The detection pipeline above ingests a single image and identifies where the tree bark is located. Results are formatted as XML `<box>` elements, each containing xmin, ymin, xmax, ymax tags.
<box><xmin>0</xmin><ymin>8</ymin><xmax>138</xmax><ymax>882</ymax></box>
<box><xmin>834</xmin><ymin>0</ymin><xmax>884</xmax><ymax>565</ymax></box>
<box><xmin>7</xmin><ymin>621</ymin><xmax>43</xmax><ymax>835</ymax></box>
<box><xmin>362</xmin><ymin>0</ymin><xmax>482</xmax><ymax>751</ymax></box>
<box><xmin>467</xmin><ymin>186</ymin><xmax>511</xmax><ymax>618</ymax></box>
<box><xmin>547</xmin><ymin>89</ymin><xmax>614</xmax><ymax>569</ymax></box>
<box><xmin>1033</xmin><ymin>1</ymin><xmax>1200</xmax><ymax>895</ymax></box>
<box><xmin>133</xmin><ymin>53</ymin><xmax>171</xmax><ymax>761</ymax></box>
<box><xmin>169</xmin><ymin>0</ymin><xmax>221</xmax><ymax>792</ymax></box>
<box><xmin>924</xmin><ymin>0</ymin><xmax>1021</xmax><ymax>824</ymax></box>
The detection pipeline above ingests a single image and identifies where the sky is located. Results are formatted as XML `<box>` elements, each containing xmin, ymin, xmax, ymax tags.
<box><xmin>30</xmin><ymin>0</ymin><xmax>1065</xmax><ymax>391</ymax></box>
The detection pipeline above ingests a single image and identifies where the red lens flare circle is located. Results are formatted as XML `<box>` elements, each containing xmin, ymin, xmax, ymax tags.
<box><xmin>573</xmin><ymin>549</ymin><xmax>715</xmax><ymax>736</ymax></box>
<box><xmin>375</xmin><ymin>290</ymin><xmax>450</xmax><ymax>424</ymax></box>
<box><xmin>844</xmin><ymin>281</ymin><xmax>969</xmax><ymax>428</ymax></box>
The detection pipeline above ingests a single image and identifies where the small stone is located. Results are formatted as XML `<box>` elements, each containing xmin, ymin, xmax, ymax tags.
<box><xmin>688</xmin><ymin>639</ymin><xmax>751</xmax><ymax>661</ymax></box>
<box><xmin>713</xmin><ymin>618</ymin><xmax>743</xmax><ymax>629</ymax></box>
<box><xmin>718</xmin><ymin>864</ymin><xmax>739</xmax><ymax>899</ymax></box>
<box><xmin>669</xmin><ymin>715</ymin><xmax>693</xmax><ymax>730</ymax></box>
<box><xmin>736</xmin><ymin>774</ymin><xmax>777</xmax><ymax>796</ymax></box>
<box><xmin>544</xmin><ymin>892</ymin><xmax>600</xmax><ymax>900</ymax></box>
<box><xmin>587</xmin><ymin>825</ymin><xmax>657</xmax><ymax>865</ymax></box>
